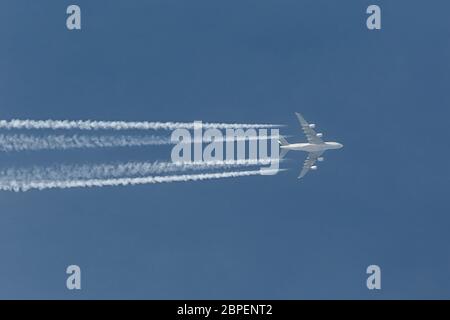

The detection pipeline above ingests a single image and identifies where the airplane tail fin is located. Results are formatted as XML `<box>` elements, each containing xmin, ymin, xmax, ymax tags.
<box><xmin>278</xmin><ymin>135</ymin><xmax>289</xmax><ymax>159</ymax></box>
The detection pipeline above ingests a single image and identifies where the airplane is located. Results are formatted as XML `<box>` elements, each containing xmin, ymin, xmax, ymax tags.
<box><xmin>278</xmin><ymin>112</ymin><xmax>343</xmax><ymax>179</ymax></box>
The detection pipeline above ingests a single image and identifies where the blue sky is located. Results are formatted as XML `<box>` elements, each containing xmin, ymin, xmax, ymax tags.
<box><xmin>0</xmin><ymin>0</ymin><xmax>449</xmax><ymax>299</ymax></box>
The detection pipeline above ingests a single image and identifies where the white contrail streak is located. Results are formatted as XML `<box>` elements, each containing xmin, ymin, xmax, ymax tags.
<box><xmin>0</xmin><ymin>169</ymin><xmax>282</xmax><ymax>192</ymax></box>
<box><xmin>0</xmin><ymin>119</ymin><xmax>280</xmax><ymax>131</ymax></box>
<box><xmin>0</xmin><ymin>134</ymin><xmax>281</xmax><ymax>152</ymax></box>
<box><xmin>0</xmin><ymin>159</ymin><xmax>277</xmax><ymax>182</ymax></box>
<box><xmin>0</xmin><ymin>134</ymin><xmax>170</xmax><ymax>152</ymax></box>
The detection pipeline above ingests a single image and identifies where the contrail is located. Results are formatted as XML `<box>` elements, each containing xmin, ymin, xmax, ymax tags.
<box><xmin>0</xmin><ymin>133</ymin><xmax>281</xmax><ymax>152</ymax></box>
<box><xmin>0</xmin><ymin>134</ymin><xmax>170</xmax><ymax>152</ymax></box>
<box><xmin>0</xmin><ymin>119</ymin><xmax>280</xmax><ymax>131</ymax></box>
<box><xmin>0</xmin><ymin>159</ymin><xmax>277</xmax><ymax>182</ymax></box>
<box><xmin>0</xmin><ymin>169</ymin><xmax>283</xmax><ymax>192</ymax></box>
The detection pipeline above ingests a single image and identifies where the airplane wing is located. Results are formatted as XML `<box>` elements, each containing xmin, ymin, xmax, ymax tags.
<box><xmin>299</xmin><ymin>151</ymin><xmax>324</xmax><ymax>179</ymax></box>
<box><xmin>295</xmin><ymin>112</ymin><xmax>323</xmax><ymax>144</ymax></box>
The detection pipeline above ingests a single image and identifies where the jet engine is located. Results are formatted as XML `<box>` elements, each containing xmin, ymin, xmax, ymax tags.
<box><xmin>318</xmin><ymin>157</ymin><xmax>324</xmax><ymax>162</ymax></box>
<box><xmin>311</xmin><ymin>166</ymin><xmax>317</xmax><ymax>170</ymax></box>
<box><xmin>309</xmin><ymin>124</ymin><xmax>316</xmax><ymax>128</ymax></box>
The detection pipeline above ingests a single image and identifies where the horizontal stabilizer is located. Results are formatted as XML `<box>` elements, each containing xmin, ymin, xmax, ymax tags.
<box><xmin>278</xmin><ymin>135</ymin><xmax>289</xmax><ymax>158</ymax></box>
<box><xmin>278</xmin><ymin>135</ymin><xmax>289</xmax><ymax>146</ymax></box>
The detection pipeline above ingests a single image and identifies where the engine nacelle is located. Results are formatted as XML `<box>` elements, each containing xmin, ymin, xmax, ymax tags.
<box><xmin>311</xmin><ymin>166</ymin><xmax>317</xmax><ymax>170</ymax></box>
<box><xmin>318</xmin><ymin>157</ymin><xmax>324</xmax><ymax>162</ymax></box>
<box><xmin>309</xmin><ymin>124</ymin><xmax>316</xmax><ymax>128</ymax></box>
<box><xmin>316</xmin><ymin>133</ymin><xmax>323</xmax><ymax>138</ymax></box>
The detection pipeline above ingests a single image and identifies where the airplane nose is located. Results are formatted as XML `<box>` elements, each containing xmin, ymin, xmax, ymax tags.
<box><xmin>339</xmin><ymin>143</ymin><xmax>344</xmax><ymax>148</ymax></box>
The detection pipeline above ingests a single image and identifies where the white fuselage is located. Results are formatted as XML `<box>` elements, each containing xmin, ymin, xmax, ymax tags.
<box><xmin>281</xmin><ymin>142</ymin><xmax>343</xmax><ymax>152</ymax></box>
